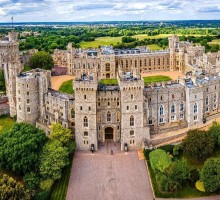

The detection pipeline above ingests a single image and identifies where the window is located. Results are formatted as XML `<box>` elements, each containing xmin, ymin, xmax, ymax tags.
<box><xmin>127</xmin><ymin>106</ymin><xmax>129</xmax><ymax>110</ymax></box>
<box><xmin>214</xmin><ymin>104</ymin><xmax>217</xmax><ymax>109</ymax></box>
<box><xmin>117</xmin><ymin>112</ymin><xmax>120</xmax><ymax>122</ymax></box>
<box><xmin>206</xmin><ymin>107</ymin><xmax>209</xmax><ymax>112</ymax></box>
<box><xmin>159</xmin><ymin>105</ymin><xmax>164</xmax><ymax>116</ymax></box>
<box><xmin>84</xmin><ymin>95</ymin><xmax>86</xmax><ymax>100</ymax></box>
<box><xmin>180</xmin><ymin>102</ymin><xmax>184</xmax><ymax>112</ymax></box>
<box><xmin>149</xmin><ymin>119</ymin><xmax>153</xmax><ymax>125</ymax></box>
<box><xmin>214</xmin><ymin>94</ymin><xmax>217</xmax><ymax>103</ymax></box>
<box><xmin>194</xmin><ymin>103</ymin><xmax>198</xmax><ymax>113</ymax></box>
<box><xmin>107</xmin><ymin>111</ymin><xmax>111</xmax><ymax>122</ymax></box>
<box><xmin>135</xmin><ymin>105</ymin><xmax>137</xmax><ymax>110</ymax></box>
<box><xmin>171</xmin><ymin>104</ymin><xmax>175</xmax><ymax>113</ymax></box>
<box><xmin>130</xmin><ymin>116</ymin><xmax>134</xmax><ymax>127</ymax></box>
<box><xmin>171</xmin><ymin>115</ymin><xmax>175</xmax><ymax>121</ymax></box>
<box><xmin>130</xmin><ymin>130</ymin><xmax>134</xmax><ymax>136</ymax></box>
<box><xmin>172</xmin><ymin>94</ymin><xmax>175</xmax><ymax>99</ymax></box>
<box><xmin>149</xmin><ymin>98</ymin><xmax>151</xmax><ymax>103</ymax></box>
<box><xmin>194</xmin><ymin>115</ymin><xmax>198</xmax><ymax>121</ymax></box>
<box><xmin>108</xmin><ymin>102</ymin><xmax>110</xmax><ymax>106</ymax></box>
<box><xmin>19</xmin><ymin>105</ymin><xmax>21</xmax><ymax>110</ymax></box>
<box><xmin>180</xmin><ymin>113</ymin><xmax>184</xmax><ymax>119</ymax></box>
<box><xmin>159</xmin><ymin>118</ymin><xmax>164</xmax><ymax>123</ymax></box>
<box><xmin>27</xmin><ymin>99</ymin><xmax>30</xmax><ymax>104</ymax></box>
<box><xmin>80</xmin><ymin>106</ymin><xmax>82</xmax><ymax>111</ymax></box>
<box><xmin>117</xmin><ymin>101</ymin><xmax>120</xmax><ymax>106</ymax></box>
<box><xmin>130</xmin><ymin>140</ymin><xmax>135</xmax><ymax>145</ymax></box>
<box><xmin>89</xmin><ymin>106</ymin><xmax>91</xmax><ymax>111</ymax></box>
<box><xmin>71</xmin><ymin>109</ymin><xmax>75</xmax><ymax>118</ymax></box>
<box><xmin>105</xmin><ymin>63</ymin><xmax>110</xmax><ymax>71</ymax></box>
<box><xmin>160</xmin><ymin>96</ymin><xmax>163</xmax><ymax>101</ymax></box>
<box><xmin>84</xmin><ymin>116</ymin><xmax>88</xmax><ymax>127</ymax></box>
<box><xmin>27</xmin><ymin>92</ymin><xmax>29</xmax><ymax>95</ymax></box>
<box><xmin>205</xmin><ymin>96</ymin><xmax>209</xmax><ymax>105</ymax></box>
<box><xmin>84</xmin><ymin>131</ymin><xmax>88</xmax><ymax>137</ymax></box>
<box><xmin>131</xmin><ymin>94</ymin><xmax>133</xmax><ymax>99</ymax></box>
<box><xmin>27</xmin><ymin>107</ymin><xmax>30</xmax><ymax>112</ymax></box>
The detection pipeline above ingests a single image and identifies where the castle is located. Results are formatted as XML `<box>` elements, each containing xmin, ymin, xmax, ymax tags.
<box><xmin>1</xmin><ymin>32</ymin><xmax>220</xmax><ymax>151</ymax></box>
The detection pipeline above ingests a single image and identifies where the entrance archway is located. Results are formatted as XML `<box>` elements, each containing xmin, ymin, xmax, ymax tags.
<box><xmin>106</xmin><ymin>73</ymin><xmax>110</xmax><ymax>79</ymax></box>
<box><xmin>105</xmin><ymin>127</ymin><xmax>114</xmax><ymax>140</ymax></box>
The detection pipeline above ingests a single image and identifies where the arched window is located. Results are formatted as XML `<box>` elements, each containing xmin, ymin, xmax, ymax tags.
<box><xmin>194</xmin><ymin>103</ymin><xmax>198</xmax><ymax>113</ymax></box>
<box><xmin>171</xmin><ymin>104</ymin><xmax>175</xmax><ymax>113</ymax></box>
<box><xmin>149</xmin><ymin>106</ymin><xmax>152</xmax><ymax>117</ymax></box>
<box><xmin>84</xmin><ymin>116</ymin><xmax>88</xmax><ymax>127</ymax></box>
<box><xmin>130</xmin><ymin>116</ymin><xmax>134</xmax><ymax>127</ymax></box>
<box><xmin>159</xmin><ymin>105</ymin><xmax>164</xmax><ymax>116</ymax></box>
<box><xmin>180</xmin><ymin>102</ymin><xmax>184</xmax><ymax>112</ymax></box>
<box><xmin>107</xmin><ymin>111</ymin><xmax>111</xmax><ymax>122</ymax></box>
<box><xmin>117</xmin><ymin>112</ymin><xmax>120</xmax><ymax>122</ymax></box>
<box><xmin>214</xmin><ymin>94</ymin><xmax>217</xmax><ymax>103</ymax></box>
<box><xmin>71</xmin><ymin>109</ymin><xmax>75</xmax><ymax>118</ymax></box>
<box><xmin>206</xmin><ymin>96</ymin><xmax>209</xmax><ymax>105</ymax></box>
<box><xmin>105</xmin><ymin>63</ymin><xmax>110</xmax><ymax>71</ymax></box>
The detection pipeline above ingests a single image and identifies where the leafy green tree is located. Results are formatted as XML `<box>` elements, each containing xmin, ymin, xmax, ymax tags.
<box><xmin>201</xmin><ymin>158</ymin><xmax>220</xmax><ymax>192</ymax></box>
<box><xmin>208</xmin><ymin>121</ymin><xmax>220</xmax><ymax>146</ymax></box>
<box><xmin>50</xmin><ymin>123</ymin><xmax>72</xmax><ymax>145</ymax></box>
<box><xmin>0</xmin><ymin>123</ymin><xmax>47</xmax><ymax>175</ymax></box>
<box><xmin>24</xmin><ymin>172</ymin><xmax>40</xmax><ymax>190</ymax></box>
<box><xmin>39</xmin><ymin>140</ymin><xmax>69</xmax><ymax>180</ymax></box>
<box><xmin>149</xmin><ymin>149</ymin><xmax>172</xmax><ymax>173</ymax></box>
<box><xmin>29</xmin><ymin>51</ymin><xmax>54</xmax><ymax>70</ymax></box>
<box><xmin>0</xmin><ymin>70</ymin><xmax>5</xmax><ymax>92</ymax></box>
<box><xmin>182</xmin><ymin>129</ymin><xmax>215</xmax><ymax>161</ymax></box>
<box><xmin>0</xmin><ymin>174</ymin><xmax>30</xmax><ymax>200</ymax></box>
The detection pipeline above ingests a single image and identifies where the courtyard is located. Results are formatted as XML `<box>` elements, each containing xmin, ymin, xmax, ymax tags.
<box><xmin>66</xmin><ymin>141</ymin><xmax>153</xmax><ymax>200</ymax></box>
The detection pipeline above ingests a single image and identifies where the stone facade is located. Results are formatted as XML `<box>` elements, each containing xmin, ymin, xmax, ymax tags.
<box><xmin>3</xmin><ymin>32</ymin><xmax>220</xmax><ymax>151</ymax></box>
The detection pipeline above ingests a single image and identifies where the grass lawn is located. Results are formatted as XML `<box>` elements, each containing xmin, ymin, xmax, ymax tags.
<box><xmin>80</xmin><ymin>37</ymin><xmax>122</xmax><ymax>48</ymax></box>
<box><xmin>0</xmin><ymin>116</ymin><xmax>15</xmax><ymax>134</ymax></box>
<box><xmin>147</xmin><ymin>44</ymin><xmax>163</xmax><ymax>50</ymax></box>
<box><xmin>58</xmin><ymin>79</ymin><xmax>74</xmax><ymax>94</ymax></box>
<box><xmin>22</xmin><ymin>65</ymin><xmax>32</xmax><ymax>72</ymax></box>
<box><xmin>143</xmin><ymin>75</ymin><xmax>172</xmax><ymax>85</ymax></box>
<box><xmin>99</xmin><ymin>79</ymin><xmax>118</xmax><ymax>85</ymax></box>
<box><xmin>50</xmin><ymin>155</ymin><xmax>73</xmax><ymax>200</ymax></box>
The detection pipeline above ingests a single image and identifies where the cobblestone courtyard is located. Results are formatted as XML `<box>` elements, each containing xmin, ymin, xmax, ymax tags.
<box><xmin>66</xmin><ymin>141</ymin><xmax>153</xmax><ymax>200</ymax></box>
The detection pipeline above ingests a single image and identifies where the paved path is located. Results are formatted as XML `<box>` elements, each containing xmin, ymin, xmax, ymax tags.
<box><xmin>66</xmin><ymin>141</ymin><xmax>153</xmax><ymax>200</ymax></box>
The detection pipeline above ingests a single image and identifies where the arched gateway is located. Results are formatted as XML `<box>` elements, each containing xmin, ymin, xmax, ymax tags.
<box><xmin>105</xmin><ymin>127</ymin><xmax>114</xmax><ymax>140</ymax></box>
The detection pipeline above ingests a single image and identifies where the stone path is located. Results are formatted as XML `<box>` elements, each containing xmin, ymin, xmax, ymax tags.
<box><xmin>66</xmin><ymin>141</ymin><xmax>153</xmax><ymax>200</ymax></box>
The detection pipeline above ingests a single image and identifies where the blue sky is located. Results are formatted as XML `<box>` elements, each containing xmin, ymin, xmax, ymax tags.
<box><xmin>0</xmin><ymin>0</ymin><xmax>220</xmax><ymax>22</ymax></box>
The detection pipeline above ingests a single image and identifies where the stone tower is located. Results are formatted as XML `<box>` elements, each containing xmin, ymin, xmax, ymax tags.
<box><xmin>168</xmin><ymin>35</ymin><xmax>179</xmax><ymax>71</ymax></box>
<box><xmin>1</xmin><ymin>32</ymin><xmax>22</xmax><ymax>117</ymax></box>
<box><xmin>118</xmin><ymin>70</ymin><xmax>150</xmax><ymax>150</ymax></box>
<box><xmin>16</xmin><ymin>69</ymin><xmax>51</xmax><ymax>125</ymax></box>
<box><xmin>74</xmin><ymin>70</ymin><xmax>98</xmax><ymax>150</ymax></box>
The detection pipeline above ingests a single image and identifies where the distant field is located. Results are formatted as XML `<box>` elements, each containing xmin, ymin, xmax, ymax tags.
<box><xmin>80</xmin><ymin>34</ymin><xmax>213</xmax><ymax>48</ymax></box>
<box><xmin>143</xmin><ymin>75</ymin><xmax>172</xmax><ymax>85</ymax></box>
<box><xmin>0</xmin><ymin>116</ymin><xmax>15</xmax><ymax>134</ymax></box>
<box><xmin>80</xmin><ymin>37</ymin><xmax>122</xmax><ymax>48</ymax></box>
<box><xmin>58</xmin><ymin>79</ymin><xmax>74</xmax><ymax>94</ymax></box>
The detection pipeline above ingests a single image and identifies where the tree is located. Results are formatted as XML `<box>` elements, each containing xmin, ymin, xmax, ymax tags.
<box><xmin>0</xmin><ymin>123</ymin><xmax>47</xmax><ymax>175</ymax></box>
<box><xmin>149</xmin><ymin>149</ymin><xmax>172</xmax><ymax>173</ymax></box>
<box><xmin>24</xmin><ymin>172</ymin><xmax>40</xmax><ymax>190</ymax></box>
<box><xmin>29</xmin><ymin>51</ymin><xmax>54</xmax><ymax>70</ymax></box>
<box><xmin>0</xmin><ymin>174</ymin><xmax>30</xmax><ymax>200</ymax></box>
<box><xmin>208</xmin><ymin>121</ymin><xmax>220</xmax><ymax>146</ymax></box>
<box><xmin>39</xmin><ymin>140</ymin><xmax>69</xmax><ymax>180</ymax></box>
<box><xmin>201</xmin><ymin>158</ymin><xmax>220</xmax><ymax>192</ymax></box>
<box><xmin>182</xmin><ymin>129</ymin><xmax>215</xmax><ymax>161</ymax></box>
<box><xmin>0</xmin><ymin>70</ymin><xmax>5</xmax><ymax>92</ymax></box>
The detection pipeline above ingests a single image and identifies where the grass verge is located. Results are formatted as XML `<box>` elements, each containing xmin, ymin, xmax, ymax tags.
<box><xmin>99</xmin><ymin>79</ymin><xmax>118</xmax><ymax>85</ymax></box>
<box><xmin>50</xmin><ymin>154</ymin><xmax>74</xmax><ymax>200</ymax></box>
<box><xmin>0</xmin><ymin>116</ymin><xmax>15</xmax><ymax>134</ymax></box>
<box><xmin>58</xmin><ymin>79</ymin><xmax>74</xmax><ymax>94</ymax></box>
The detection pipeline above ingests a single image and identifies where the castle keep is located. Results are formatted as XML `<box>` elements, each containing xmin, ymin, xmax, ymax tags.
<box><xmin>2</xmin><ymin>32</ymin><xmax>220</xmax><ymax>151</ymax></box>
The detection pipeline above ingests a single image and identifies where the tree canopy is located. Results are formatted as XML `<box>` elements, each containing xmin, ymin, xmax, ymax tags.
<box><xmin>182</xmin><ymin>129</ymin><xmax>215</xmax><ymax>161</ymax></box>
<box><xmin>0</xmin><ymin>123</ymin><xmax>47</xmax><ymax>175</ymax></box>
<box><xmin>29</xmin><ymin>51</ymin><xmax>54</xmax><ymax>70</ymax></box>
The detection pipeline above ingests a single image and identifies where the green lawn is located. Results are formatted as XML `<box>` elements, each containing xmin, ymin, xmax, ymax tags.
<box><xmin>50</xmin><ymin>155</ymin><xmax>73</xmax><ymax>200</ymax></box>
<box><xmin>58</xmin><ymin>80</ymin><xmax>74</xmax><ymax>94</ymax></box>
<box><xmin>147</xmin><ymin>44</ymin><xmax>163</xmax><ymax>50</ymax></box>
<box><xmin>80</xmin><ymin>37</ymin><xmax>122</xmax><ymax>48</ymax></box>
<box><xmin>143</xmin><ymin>75</ymin><xmax>172</xmax><ymax>85</ymax></box>
<box><xmin>22</xmin><ymin>65</ymin><xmax>32</xmax><ymax>72</ymax></box>
<box><xmin>0</xmin><ymin>116</ymin><xmax>15</xmax><ymax>134</ymax></box>
<box><xmin>99</xmin><ymin>79</ymin><xmax>118</xmax><ymax>85</ymax></box>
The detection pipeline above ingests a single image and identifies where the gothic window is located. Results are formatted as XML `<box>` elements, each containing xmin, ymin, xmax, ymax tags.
<box><xmin>171</xmin><ymin>104</ymin><xmax>175</xmax><ymax>113</ymax></box>
<box><xmin>214</xmin><ymin>94</ymin><xmax>217</xmax><ymax>103</ymax></box>
<box><xmin>194</xmin><ymin>103</ymin><xmax>198</xmax><ymax>113</ymax></box>
<box><xmin>159</xmin><ymin>105</ymin><xmax>164</xmax><ymax>116</ymax></box>
<box><xmin>107</xmin><ymin>111</ymin><xmax>111</xmax><ymax>122</ymax></box>
<box><xmin>105</xmin><ymin>63</ymin><xmax>110</xmax><ymax>71</ymax></box>
<box><xmin>180</xmin><ymin>102</ymin><xmax>184</xmax><ymax>112</ymax></box>
<box><xmin>84</xmin><ymin>116</ymin><xmax>88</xmax><ymax>127</ymax></box>
<box><xmin>71</xmin><ymin>109</ymin><xmax>75</xmax><ymax>118</ymax></box>
<box><xmin>206</xmin><ymin>96</ymin><xmax>209</xmax><ymax>105</ymax></box>
<box><xmin>130</xmin><ymin>116</ymin><xmax>134</xmax><ymax>127</ymax></box>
